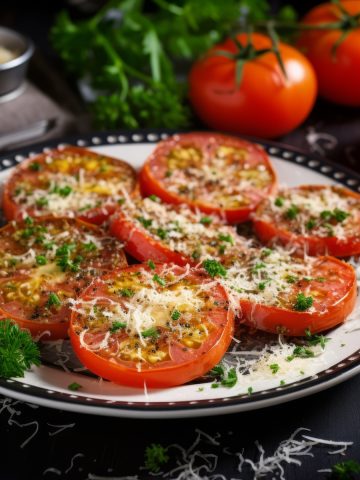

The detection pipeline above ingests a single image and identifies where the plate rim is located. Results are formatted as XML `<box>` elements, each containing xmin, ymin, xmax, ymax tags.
<box><xmin>0</xmin><ymin>128</ymin><xmax>360</xmax><ymax>418</ymax></box>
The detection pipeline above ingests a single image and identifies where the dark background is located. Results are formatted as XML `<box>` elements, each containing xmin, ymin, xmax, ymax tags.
<box><xmin>1</xmin><ymin>1</ymin><xmax>360</xmax><ymax>478</ymax></box>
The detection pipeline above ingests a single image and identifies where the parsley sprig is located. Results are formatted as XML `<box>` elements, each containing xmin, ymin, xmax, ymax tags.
<box><xmin>0</xmin><ymin>320</ymin><xmax>40</xmax><ymax>378</ymax></box>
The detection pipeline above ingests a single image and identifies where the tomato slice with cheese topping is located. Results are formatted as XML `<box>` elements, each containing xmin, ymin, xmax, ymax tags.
<box><xmin>2</xmin><ymin>146</ymin><xmax>137</xmax><ymax>225</ymax></box>
<box><xmin>139</xmin><ymin>132</ymin><xmax>277</xmax><ymax>223</ymax></box>
<box><xmin>218</xmin><ymin>246</ymin><xmax>356</xmax><ymax>335</ymax></box>
<box><xmin>69</xmin><ymin>263</ymin><xmax>234</xmax><ymax>388</ymax></box>
<box><xmin>0</xmin><ymin>217</ymin><xmax>127</xmax><ymax>339</ymax></box>
<box><xmin>253</xmin><ymin>185</ymin><xmax>360</xmax><ymax>257</ymax></box>
<box><xmin>110</xmin><ymin>195</ymin><xmax>251</xmax><ymax>265</ymax></box>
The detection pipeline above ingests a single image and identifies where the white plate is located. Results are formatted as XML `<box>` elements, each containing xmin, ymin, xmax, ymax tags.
<box><xmin>0</xmin><ymin>130</ymin><xmax>360</xmax><ymax>419</ymax></box>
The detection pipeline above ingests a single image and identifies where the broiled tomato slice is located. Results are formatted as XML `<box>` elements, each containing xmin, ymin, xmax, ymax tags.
<box><xmin>69</xmin><ymin>263</ymin><xmax>234</xmax><ymax>388</ymax></box>
<box><xmin>0</xmin><ymin>217</ymin><xmax>127</xmax><ymax>339</ymax></box>
<box><xmin>139</xmin><ymin>132</ymin><xmax>277</xmax><ymax>224</ymax></box>
<box><xmin>110</xmin><ymin>195</ymin><xmax>250</xmax><ymax>266</ymax></box>
<box><xmin>218</xmin><ymin>246</ymin><xmax>356</xmax><ymax>335</ymax></box>
<box><xmin>2</xmin><ymin>146</ymin><xmax>136</xmax><ymax>225</ymax></box>
<box><xmin>253</xmin><ymin>185</ymin><xmax>360</xmax><ymax>257</ymax></box>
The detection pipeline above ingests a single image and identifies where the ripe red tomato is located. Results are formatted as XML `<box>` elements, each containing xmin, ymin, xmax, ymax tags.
<box><xmin>189</xmin><ymin>33</ymin><xmax>317</xmax><ymax>138</ymax></box>
<box><xmin>296</xmin><ymin>1</ymin><xmax>360</xmax><ymax>106</ymax></box>
<box><xmin>0</xmin><ymin>217</ymin><xmax>127</xmax><ymax>339</ymax></box>
<box><xmin>69</xmin><ymin>264</ymin><xmax>234</xmax><ymax>388</ymax></box>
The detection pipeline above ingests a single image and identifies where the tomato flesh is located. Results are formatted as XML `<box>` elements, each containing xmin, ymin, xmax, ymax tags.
<box><xmin>110</xmin><ymin>196</ymin><xmax>249</xmax><ymax>265</ymax></box>
<box><xmin>139</xmin><ymin>132</ymin><xmax>277</xmax><ymax>224</ymax></box>
<box><xmin>253</xmin><ymin>185</ymin><xmax>360</xmax><ymax>257</ymax></box>
<box><xmin>2</xmin><ymin>146</ymin><xmax>136</xmax><ymax>225</ymax></box>
<box><xmin>0</xmin><ymin>217</ymin><xmax>127</xmax><ymax>339</ymax></box>
<box><xmin>69</xmin><ymin>264</ymin><xmax>234</xmax><ymax>388</ymax></box>
<box><xmin>221</xmin><ymin>248</ymin><xmax>357</xmax><ymax>336</ymax></box>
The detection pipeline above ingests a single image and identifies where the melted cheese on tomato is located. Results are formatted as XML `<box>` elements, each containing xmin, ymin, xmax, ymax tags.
<box><xmin>122</xmin><ymin>197</ymin><xmax>252</xmax><ymax>260</ymax></box>
<box><xmin>161</xmin><ymin>145</ymin><xmax>272</xmax><ymax>208</ymax></box>
<box><xmin>72</xmin><ymin>266</ymin><xmax>219</xmax><ymax>366</ymax></box>
<box><xmin>257</xmin><ymin>186</ymin><xmax>360</xmax><ymax>240</ymax></box>
<box><xmin>219</xmin><ymin>247</ymin><xmax>316</xmax><ymax>312</ymax></box>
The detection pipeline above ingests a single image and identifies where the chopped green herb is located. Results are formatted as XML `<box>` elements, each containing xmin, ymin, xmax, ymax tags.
<box><xmin>287</xmin><ymin>346</ymin><xmax>315</xmax><ymax>362</ymax></box>
<box><xmin>119</xmin><ymin>288</ymin><xmax>134</xmax><ymax>297</ymax></box>
<box><xmin>202</xmin><ymin>259</ymin><xmax>227</xmax><ymax>278</ymax></box>
<box><xmin>274</xmin><ymin>197</ymin><xmax>284</xmax><ymax>207</ymax></box>
<box><xmin>29</xmin><ymin>162</ymin><xmax>41</xmax><ymax>172</ymax></box>
<box><xmin>82</xmin><ymin>241</ymin><xmax>97</xmax><ymax>252</ymax></box>
<box><xmin>36</xmin><ymin>197</ymin><xmax>49</xmax><ymax>208</ymax></box>
<box><xmin>305</xmin><ymin>219</ymin><xmax>316</xmax><ymax>230</ymax></box>
<box><xmin>165</xmin><ymin>170</ymin><xmax>172</xmax><ymax>178</ymax></box>
<box><xmin>280</xmin><ymin>380</ymin><xmax>286</xmax><ymax>386</ymax></box>
<box><xmin>171</xmin><ymin>309</ymin><xmax>181</xmax><ymax>321</ymax></box>
<box><xmin>305</xmin><ymin>328</ymin><xmax>329</xmax><ymax>349</ymax></box>
<box><xmin>137</xmin><ymin>216</ymin><xmax>152</xmax><ymax>228</ymax></box>
<box><xmin>35</xmin><ymin>255</ymin><xmax>47</xmax><ymax>266</ymax></box>
<box><xmin>252</xmin><ymin>262</ymin><xmax>265</xmax><ymax>273</ymax></box>
<box><xmin>293</xmin><ymin>293</ymin><xmax>313</xmax><ymax>311</ymax></box>
<box><xmin>285</xmin><ymin>204</ymin><xmax>299</xmax><ymax>220</ymax></box>
<box><xmin>258</xmin><ymin>282</ymin><xmax>267</xmax><ymax>291</ymax></box>
<box><xmin>24</xmin><ymin>217</ymin><xmax>34</xmax><ymax>226</ymax></box>
<box><xmin>333</xmin><ymin>208</ymin><xmax>350</xmax><ymax>223</ymax></box>
<box><xmin>218</xmin><ymin>233</ymin><xmax>234</xmax><ymax>245</ymax></box>
<box><xmin>110</xmin><ymin>321</ymin><xmax>127</xmax><ymax>333</ymax></box>
<box><xmin>144</xmin><ymin>443</ymin><xmax>169</xmax><ymax>473</ymax></box>
<box><xmin>200</xmin><ymin>216</ymin><xmax>212</xmax><ymax>225</ymax></box>
<box><xmin>0</xmin><ymin>319</ymin><xmax>40</xmax><ymax>378</ymax></box>
<box><xmin>315</xmin><ymin>277</ymin><xmax>326</xmax><ymax>283</ymax></box>
<box><xmin>191</xmin><ymin>249</ymin><xmax>201</xmax><ymax>260</ymax></box>
<box><xmin>153</xmin><ymin>274</ymin><xmax>166</xmax><ymax>286</ymax></box>
<box><xmin>68</xmin><ymin>382</ymin><xmax>82</xmax><ymax>391</ymax></box>
<box><xmin>262</xmin><ymin>248</ymin><xmax>273</xmax><ymax>257</ymax></box>
<box><xmin>147</xmin><ymin>260</ymin><xmax>156</xmax><ymax>270</ymax></box>
<box><xmin>247</xmin><ymin>386</ymin><xmax>253</xmax><ymax>395</ymax></box>
<box><xmin>148</xmin><ymin>195</ymin><xmax>160</xmax><ymax>202</ymax></box>
<box><xmin>320</xmin><ymin>210</ymin><xmax>332</xmax><ymax>220</ymax></box>
<box><xmin>47</xmin><ymin>292</ymin><xmax>61</xmax><ymax>308</ymax></box>
<box><xmin>331</xmin><ymin>459</ymin><xmax>360</xmax><ymax>479</ymax></box>
<box><xmin>141</xmin><ymin>327</ymin><xmax>160</xmax><ymax>338</ymax></box>
<box><xmin>210</xmin><ymin>364</ymin><xmax>237</xmax><ymax>388</ymax></box>
<box><xmin>57</xmin><ymin>185</ymin><xmax>72</xmax><ymax>197</ymax></box>
<box><xmin>156</xmin><ymin>228</ymin><xmax>168</xmax><ymax>240</ymax></box>
<box><xmin>270</xmin><ymin>363</ymin><xmax>280</xmax><ymax>374</ymax></box>
<box><xmin>286</xmin><ymin>275</ymin><xmax>298</xmax><ymax>284</ymax></box>
<box><xmin>117</xmin><ymin>197</ymin><xmax>125</xmax><ymax>205</ymax></box>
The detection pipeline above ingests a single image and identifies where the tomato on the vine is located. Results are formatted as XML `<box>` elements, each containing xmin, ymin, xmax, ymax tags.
<box><xmin>189</xmin><ymin>33</ymin><xmax>317</xmax><ymax>139</ymax></box>
<box><xmin>296</xmin><ymin>1</ymin><xmax>360</xmax><ymax>106</ymax></box>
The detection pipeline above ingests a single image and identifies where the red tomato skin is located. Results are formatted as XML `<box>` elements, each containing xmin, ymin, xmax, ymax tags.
<box><xmin>110</xmin><ymin>211</ymin><xmax>192</xmax><ymax>266</ymax></box>
<box><xmin>297</xmin><ymin>1</ymin><xmax>360</xmax><ymax>106</ymax></box>
<box><xmin>70</xmin><ymin>265</ymin><xmax>235</xmax><ymax>388</ymax></box>
<box><xmin>139</xmin><ymin>132</ymin><xmax>277</xmax><ymax>224</ymax></box>
<box><xmin>240</xmin><ymin>257</ymin><xmax>357</xmax><ymax>336</ymax></box>
<box><xmin>189</xmin><ymin>33</ymin><xmax>317</xmax><ymax>138</ymax></box>
<box><xmin>253</xmin><ymin>185</ymin><xmax>360</xmax><ymax>257</ymax></box>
